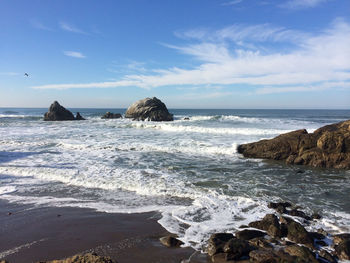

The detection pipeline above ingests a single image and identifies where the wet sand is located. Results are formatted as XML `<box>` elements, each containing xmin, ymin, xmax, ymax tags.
<box><xmin>0</xmin><ymin>200</ymin><xmax>209</xmax><ymax>263</ymax></box>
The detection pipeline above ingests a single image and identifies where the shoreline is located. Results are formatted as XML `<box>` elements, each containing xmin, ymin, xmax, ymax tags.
<box><xmin>0</xmin><ymin>200</ymin><xmax>209</xmax><ymax>263</ymax></box>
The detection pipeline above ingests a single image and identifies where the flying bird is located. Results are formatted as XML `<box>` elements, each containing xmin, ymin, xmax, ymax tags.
<box><xmin>24</xmin><ymin>73</ymin><xmax>29</xmax><ymax>77</ymax></box>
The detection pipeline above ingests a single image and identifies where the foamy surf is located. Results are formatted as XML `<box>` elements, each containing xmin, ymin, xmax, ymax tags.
<box><xmin>0</xmin><ymin>108</ymin><xmax>349</xmax><ymax>251</ymax></box>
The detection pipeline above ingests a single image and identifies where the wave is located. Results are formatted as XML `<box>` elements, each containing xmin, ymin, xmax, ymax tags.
<box><xmin>126</xmin><ymin>122</ymin><xmax>292</xmax><ymax>135</ymax></box>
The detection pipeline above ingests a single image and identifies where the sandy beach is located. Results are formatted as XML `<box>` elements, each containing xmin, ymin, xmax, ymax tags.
<box><xmin>0</xmin><ymin>200</ymin><xmax>209</xmax><ymax>263</ymax></box>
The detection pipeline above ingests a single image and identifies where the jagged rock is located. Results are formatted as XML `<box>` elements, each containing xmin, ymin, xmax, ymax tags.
<box><xmin>287</xmin><ymin>209</ymin><xmax>311</xmax><ymax>220</ymax></box>
<box><xmin>40</xmin><ymin>252</ymin><xmax>116</xmax><ymax>263</ymax></box>
<box><xmin>268</xmin><ymin>202</ymin><xmax>292</xmax><ymax>214</ymax></box>
<box><xmin>101</xmin><ymin>112</ymin><xmax>122</xmax><ymax>119</ymax></box>
<box><xmin>248</xmin><ymin>214</ymin><xmax>283</xmax><ymax>238</ymax></box>
<box><xmin>335</xmin><ymin>239</ymin><xmax>350</xmax><ymax>260</ymax></box>
<box><xmin>318</xmin><ymin>250</ymin><xmax>337</xmax><ymax>263</ymax></box>
<box><xmin>125</xmin><ymin>97</ymin><xmax>173</xmax><ymax>121</ymax></box>
<box><xmin>249</xmin><ymin>249</ymin><xmax>297</xmax><ymax>263</ymax></box>
<box><xmin>235</xmin><ymin>229</ymin><xmax>266</xmax><ymax>240</ymax></box>
<box><xmin>311</xmin><ymin>212</ymin><xmax>321</xmax><ymax>220</ymax></box>
<box><xmin>159</xmin><ymin>235</ymin><xmax>184</xmax><ymax>247</ymax></box>
<box><xmin>44</xmin><ymin>101</ymin><xmax>75</xmax><ymax>121</ymax></box>
<box><xmin>248</xmin><ymin>237</ymin><xmax>273</xmax><ymax>249</ymax></box>
<box><xmin>222</xmin><ymin>238</ymin><xmax>252</xmax><ymax>260</ymax></box>
<box><xmin>284</xmin><ymin>219</ymin><xmax>313</xmax><ymax>247</ymax></box>
<box><xmin>237</xmin><ymin>120</ymin><xmax>350</xmax><ymax>169</ymax></box>
<box><xmin>207</xmin><ymin>233</ymin><xmax>235</xmax><ymax>256</ymax></box>
<box><xmin>333</xmin><ymin>233</ymin><xmax>350</xmax><ymax>245</ymax></box>
<box><xmin>284</xmin><ymin>244</ymin><xmax>318</xmax><ymax>263</ymax></box>
<box><xmin>75</xmin><ymin>112</ymin><xmax>85</xmax><ymax>120</ymax></box>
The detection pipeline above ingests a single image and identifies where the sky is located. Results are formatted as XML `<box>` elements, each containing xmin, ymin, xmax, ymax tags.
<box><xmin>0</xmin><ymin>0</ymin><xmax>350</xmax><ymax>109</ymax></box>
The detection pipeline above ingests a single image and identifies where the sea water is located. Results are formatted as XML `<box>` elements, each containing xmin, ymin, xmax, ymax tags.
<box><xmin>0</xmin><ymin>108</ymin><xmax>349</xmax><ymax>250</ymax></box>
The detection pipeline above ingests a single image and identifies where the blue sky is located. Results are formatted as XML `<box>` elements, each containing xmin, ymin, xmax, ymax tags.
<box><xmin>1</xmin><ymin>0</ymin><xmax>350</xmax><ymax>108</ymax></box>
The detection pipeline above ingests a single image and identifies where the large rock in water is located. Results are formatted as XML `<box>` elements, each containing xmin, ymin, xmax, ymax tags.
<box><xmin>44</xmin><ymin>101</ymin><xmax>77</xmax><ymax>121</ymax></box>
<box><xmin>237</xmin><ymin>120</ymin><xmax>350</xmax><ymax>169</ymax></box>
<box><xmin>125</xmin><ymin>97</ymin><xmax>173</xmax><ymax>121</ymax></box>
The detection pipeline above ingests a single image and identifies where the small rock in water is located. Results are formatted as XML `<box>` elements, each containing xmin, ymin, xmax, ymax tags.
<box><xmin>75</xmin><ymin>112</ymin><xmax>85</xmax><ymax>120</ymax></box>
<box><xmin>159</xmin><ymin>235</ymin><xmax>184</xmax><ymax>248</ymax></box>
<box><xmin>101</xmin><ymin>112</ymin><xmax>122</xmax><ymax>119</ymax></box>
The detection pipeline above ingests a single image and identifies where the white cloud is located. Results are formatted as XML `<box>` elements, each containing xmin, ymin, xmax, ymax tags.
<box><xmin>281</xmin><ymin>0</ymin><xmax>328</xmax><ymax>9</ymax></box>
<box><xmin>63</xmin><ymin>51</ymin><xmax>86</xmax><ymax>59</ymax></box>
<box><xmin>59</xmin><ymin>22</ymin><xmax>87</xmax><ymax>35</ymax></box>
<box><xmin>32</xmin><ymin>19</ymin><xmax>350</xmax><ymax>95</ymax></box>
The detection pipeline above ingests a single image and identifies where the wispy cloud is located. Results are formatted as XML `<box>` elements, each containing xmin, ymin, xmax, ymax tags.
<box><xmin>222</xmin><ymin>0</ymin><xmax>243</xmax><ymax>6</ymax></box>
<box><xmin>0</xmin><ymin>72</ymin><xmax>20</xmax><ymax>76</ymax></box>
<box><xmin>255</xmin><ymin>82</ymin><xmax>350</xmax><ymax>94</ymax></box>
<box><xmin>63</xmin><ymin>51</ymin><xmax>86</xmax><ymax>58</ymax></box>
<box><xmin>32</xmin><ymin>19</ymin><xmax>350</xmax><ymax>95</ymax></box>
<box><xmin>175</xmin><ymin>23</ymin><xmax>308</xmax><ymax>44</ymax></box>
<box><xmin>31</xmin><ymin>20</ymin><xmax>52</xmax><ymax>31</ymax></box>
<box><xmin>281</xmin><ymin>0</ymin><xmax>328</xmax><ymax>9</ymax></box>
<box><xmin>59</xmin><ymin>22</ymin><xmax>87</xmax><ymax>35</ymax></box>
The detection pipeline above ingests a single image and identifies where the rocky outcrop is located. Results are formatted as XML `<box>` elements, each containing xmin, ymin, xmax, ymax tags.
<box><xmin>203</xmin><ymin>201</ymin><xmax>350</xmax><ymax>263</ymax></box>
<box><xmin>125</xmin><ymin>97</ymin><xmax>173</xmax><ymax>121</ymax></box>
<box><xmin>40</xmin><ymin>252</ymin><xmax>116</xmax><ymax>263</ymax></box>
<box><xmin>101</xmin><ymin>112</ymin><xmax>122</xmax><ymax>119</ymax></box>
<box><xmin>237</xmin><ymin>120</ymin><xmax>350</xmax><ymax>169</ymax></box>
<box><xmin>44</xmin><ymin>101</ymin><xmax>85</xmax><ymax>121</ymax></box>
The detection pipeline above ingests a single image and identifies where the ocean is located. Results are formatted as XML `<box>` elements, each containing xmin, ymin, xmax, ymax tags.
<box><xmin>0</xmin><ymin>108</ymin><xmax>349</xmax><ymax>250</ymax></box>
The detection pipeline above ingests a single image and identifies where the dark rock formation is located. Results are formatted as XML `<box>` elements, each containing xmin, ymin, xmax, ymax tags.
<box><xmin>205</xmin><ymin>202</ymin><xmax>349</xmax><ymax>263</ymax></box>
<box><xmin>333</xmin><ymin>233</ymin><xmax>350</xmax><ymax>245</ymax></box>
<box><xmin>248</xmin><ymin>214</ymin><xmax>284</xmax><ymax>238</ymax></box>
<box><xmin>335</xmin><ymin>239</ymin><xmax>350</xmax><ymax>260</ymax></box>
<box><xmin>207</xmin><ymin>233</ymin><xmax>235</xmax><ymax>256</ymax></box>
<box><xmin>237</xmin><ymin>120</ymin><xmax>350</xmax><ymax>169</ymax></box>
<box><xmin>42</xmin><ymin>252</ymin><xmax>116</xmax><ymax>263</ymax></box>
<box><xmin>159</xmin><ymin>235</ymin><xmax>184</xmax><ymax>248</ymax></box>
<box><xmin>235</xmin><ymin>229</ymin><xmax>266</xmax><ymax>240</ymax></box>
<box><xmin>101</xmin><ymin>112</ymin><xmax>122</xmax><ymax>119</ymax></box>
<box><xmin>75</xmin><ymin>112</ymin><xmax>85</xmax><ymax>120</ymax></box>
<box><xmin>44</xmin><ymin>101</ymin><xmax>75</xmax><ymax>121</ymax></box>
<box><xmin>125</xmin><ymin>97</ymin><xmax>173</xmax><ymax>121</ymax></box>
<box><xmin>283</xmin><ymin>218</ymin><xmax>313</xmax><ymax>247</ymax></box>
<box><xmin>319</xmin><ymin>250</ymin><xmax>338</xmax><ymax>263</ymax></box>
<box><xmin>284</xmin><ymin>244</ymin><xmax>318</xmax><ymax>263</ymax></box>
<box><xmin>249</xmin><ymin>249</ymin><xmax>297</xmax><ymax>263</ymax></box>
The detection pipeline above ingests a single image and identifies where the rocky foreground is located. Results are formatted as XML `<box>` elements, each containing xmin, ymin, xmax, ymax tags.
<box><xmin>162</xmin><ymin>202</ymin><xmax>350</xmax><ymax>263</ymax></box>
<box><xmin>237</xmin><ymin>120</ymin><xmax>350</xmax><ymax>169</ymax></box>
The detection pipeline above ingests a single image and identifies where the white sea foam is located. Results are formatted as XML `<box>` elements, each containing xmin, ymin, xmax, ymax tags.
<box><xmin>0</xmin><ymin>109</ymin><xmax>349</xmax><ymax>251</ymax></box>
<box><xmin>127</xmin><ymin>122</ymin><xmax>291</xmax><ymax>135</ymax></box>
